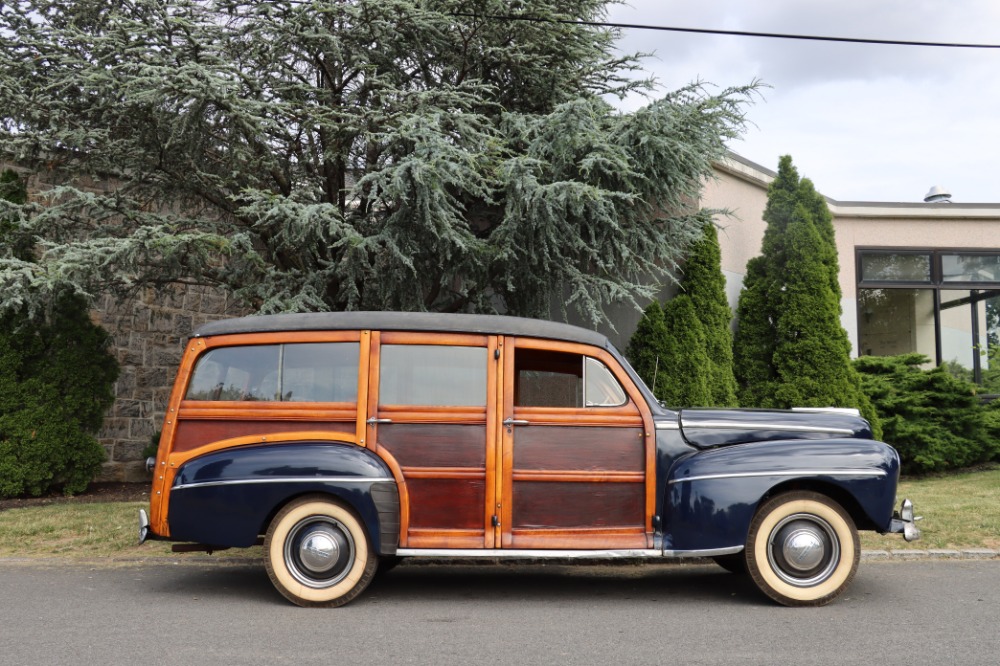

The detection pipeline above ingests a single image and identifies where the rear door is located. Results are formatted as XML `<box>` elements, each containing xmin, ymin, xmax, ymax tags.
<box><xmin>367</xmin><ymin>332</ymin><xmax>499</xmax><ymax>549</ymax></box>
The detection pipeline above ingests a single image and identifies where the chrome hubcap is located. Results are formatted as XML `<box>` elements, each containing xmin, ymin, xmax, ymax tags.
<box><xmin>299</xmin><ymin>527</ymin><xmax>341</xmax><ymax>573</ymax></box>
<box><xmin>767</xmin><ymin>514</ymin><xmax>839</xmax><ymax>587</ymax></box>
<box><xmin>285</xmin><ymin>517</ymin><xmax>355</xmax><ymax>589</ymax></box>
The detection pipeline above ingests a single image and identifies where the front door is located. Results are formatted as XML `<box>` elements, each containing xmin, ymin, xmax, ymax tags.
<box><xmin>498</xmin><ymin>337</ymin><xmax>654</xmax><ymax>549</ymax></box>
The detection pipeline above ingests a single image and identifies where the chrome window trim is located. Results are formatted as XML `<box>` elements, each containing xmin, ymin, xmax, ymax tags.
<box><xmin>681</xmin><ymin>421</ymin><xmax>856</xmax><ymax>436</ymax></box>
<box><xmin>668</xmin><ymin>469</ymin><xmax>886</xmax><ymax>485</ymax></box>
<box><xmin>172</xmin><ymin>476</ymin><xmax>393</xmax><ymax>491</ymax></box>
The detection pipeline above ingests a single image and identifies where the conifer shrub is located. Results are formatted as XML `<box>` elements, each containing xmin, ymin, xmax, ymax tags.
<box><xmin>854</xmin><ymin>353</ymin><xmax>999</xmax><ymax>474</ymax></box>
<box><xmin>626</xmin><ymin>302</ymin><xmax>670</xmax><ymax>400</ymax></box>
<box><xmin>0</xmin><ymin>292</ymin><xmax>119</xmax><ymax>497</ymax></box>
<box><xmin>0</xmin><ymin>169</ymin><xmax>119</xmax><ymax>498</ymax></box>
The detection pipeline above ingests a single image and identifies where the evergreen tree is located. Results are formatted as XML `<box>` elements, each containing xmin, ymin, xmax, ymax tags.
<box><xmin>625</xmin><ymin>223</ymin><xmax>736</xmax><ymax>407</ymax></box>
<box><xmin>733</xmin><ymin>156</ymin><xmax>878</xmax><ymax>431</ymax></box>
<box><xmin>678</xmin><ymin>223</ymin><xmax>738</xmax><ymax>406</ymax></box>
<box><xmin>0</xmin><ymin>1</ymin><xmax>757</xmax><ymax>325</ymax></box>
<box><xmin>658</xmin><ymin>294</ymin><xmax>712</xmax><ymax>407</ymax></box>
<box><xmin>625</xmin><ymin>301</ymin><xmax>670</xmax><ymax>399</ymax></box>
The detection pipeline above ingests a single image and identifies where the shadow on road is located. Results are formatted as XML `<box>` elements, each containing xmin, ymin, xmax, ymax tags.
<box><xmin>145</xmin><ymin>560</ymin><xmax>765</xmax><ymax>607</ymax></box>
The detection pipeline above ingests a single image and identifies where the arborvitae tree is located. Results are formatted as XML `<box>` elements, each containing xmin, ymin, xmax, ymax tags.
<box><xmin>0</xmin><ymin>170</ymin><xmax>119</xmax><ymax>497</ymax></box>
<box><xmin>626</xmin><ymin>223</ymin><xmax>736</xmax><ymax>407</ymax></box>
<box><xmin>0</xmin><ymin>1</ymin><xmax>757</xmax><ymax>325</ymax></box>
<box><xmin>625</xmin><ymin>301</ymin><xmax>670</xmax><ymax>398</ymax></box>
<box><xmin>678</xmin><ymin>223</ymin><xmax>737</xmax><ymax>406</ymax></box>
<box><xmin>855</xmin><ymin>353</ymin><xmax>998</xmax><ymax>474</ymax></box>
<box><xmin>658</xmin><ymin>294</ymin><xmax>712</xmax><ymax>407</ymax></box>
<box><xmin>733</xmin><ymin>156</ymin><xmax>879</xmax><ymax>432</ymax></box>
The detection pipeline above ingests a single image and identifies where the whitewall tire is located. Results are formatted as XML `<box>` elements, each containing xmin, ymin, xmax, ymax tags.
<box><xmin>264</xmin><ymin>495</ymin><xmax>377</xmax><ymax>607</ymax></box>
<box><xmin>746</xmin><ymin>491</ymin><xmax>859</xmax><ymax>607</ymax></box>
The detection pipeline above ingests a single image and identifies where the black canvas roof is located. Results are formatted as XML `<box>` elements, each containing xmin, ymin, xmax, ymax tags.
<box><xmin>193</xmin><ymin>311</ymin><xmax>611</xmax><ymax>348</ymax></box>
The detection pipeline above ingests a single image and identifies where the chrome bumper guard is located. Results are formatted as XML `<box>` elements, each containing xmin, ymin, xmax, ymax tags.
<box><xmin>138</xmin><ymin>509</ymin><xmax>150</xmax><ymax>545</ymax></box>
<box><xmin>889</xmin><ymin>499</ymin><xmax>922</xmax><ymax>542</ymax></box>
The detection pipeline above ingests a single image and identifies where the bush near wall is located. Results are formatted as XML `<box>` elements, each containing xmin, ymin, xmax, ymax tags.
<box><xmin>0</xmin><ymin>293</ymin><xmax>119</xmax><ymax>497</ymax></box>
<box><xmin>0</xmin><ymin>168</ymin><xmax>120</xmax><ymax>498</ymax></box>
<box><xmin>854</xmin><ymin>353</ymin><xmax>1000</xmax><ymax>475</ymax></box>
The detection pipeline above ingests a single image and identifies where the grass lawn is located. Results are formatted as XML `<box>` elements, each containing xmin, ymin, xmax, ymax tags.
<box><xmin>0</xmin><ymin>467</ymin><xmax>997</xmax><ymax>559</ymax></box>
<box><xmin>0</xmin><ymin>501</ymin><xmax>262</xmax><ymax>560</ymax></box>
<box><xmin>860</xmin><ymin>465</ymin><xmax>1000</xmax><ymax>552</ymax></box>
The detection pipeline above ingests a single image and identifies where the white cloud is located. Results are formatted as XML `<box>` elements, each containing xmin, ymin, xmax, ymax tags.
<box><xmin>606</xmin><ymin>0</ymin><xmax>1000</xmax><ymax>203</ymax></box>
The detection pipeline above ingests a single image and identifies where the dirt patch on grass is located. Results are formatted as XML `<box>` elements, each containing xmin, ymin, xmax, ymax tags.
<box><xmin>0</xmin><ymin>483</ymin><xmax>150</xmax><ymax>512</ymax></box>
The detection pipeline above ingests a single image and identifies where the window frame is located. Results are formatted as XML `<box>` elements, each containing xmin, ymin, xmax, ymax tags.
<box><xmin>856</xmin><ymin>247</ymin><xmax>1000</xmax><ymax>384</ymax></box>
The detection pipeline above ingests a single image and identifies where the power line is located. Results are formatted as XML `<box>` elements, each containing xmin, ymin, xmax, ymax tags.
<box><xmin>453</xmin><ymin>13</ymin><xmax>1000</xmax><ymax>50</ymax></box>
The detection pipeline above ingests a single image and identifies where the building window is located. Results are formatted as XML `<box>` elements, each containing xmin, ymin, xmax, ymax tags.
<box><xmin>857</xmin><ymin>249</ymin><xmax>1000</xmax><ymax>390</ymax></box>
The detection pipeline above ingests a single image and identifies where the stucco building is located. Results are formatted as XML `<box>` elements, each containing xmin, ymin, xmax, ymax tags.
<box><xmin>705</xmin><ymin>153</ymin><xmax>1000</xmax><ymax>385</ymax></box>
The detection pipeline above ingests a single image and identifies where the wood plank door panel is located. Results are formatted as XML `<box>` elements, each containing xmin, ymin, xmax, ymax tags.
<box><xmin>500</xmin><ymin>338</ymin><xmax>653</xmax><ymax>550</ymax></box>
<box><xmin>369</xmin><ymin>333</ymin><xmax>498</xmax><ymax>549</ymax></box>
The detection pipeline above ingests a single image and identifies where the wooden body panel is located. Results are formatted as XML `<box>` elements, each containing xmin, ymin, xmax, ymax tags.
<box><xmin>513</xmin><ymin>425</ymin><xmax>644</xmax><ymax>472</ymax></box>
<box><xmin>150</xmin><ymin>322</ymin><xmax>657</xmax><ymax>553</ymax></box>
<box><xmin>173</xmin><ymin>414</ymin><xmax>354</xmax><ymax>453</ymax></box>
<box><xmin>367</xmin><ymin>332</ymin><xmax>497</xmax><ymax>548</ymax></box>
<box><xmin>498</xmin><ymin>336</ymin><xmax>656</xmax><ymax>549</ymax></box>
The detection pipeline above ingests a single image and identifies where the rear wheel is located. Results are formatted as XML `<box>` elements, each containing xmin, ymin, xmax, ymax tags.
<box><xmin>746</xmin><ymin>491</ymin><xmax>859</xmax><ymax>607</ymax></box>
<box><xmin>264</xmin><ymin>495</ymin><xmax>377</xmax><ymax>607</ymax></box>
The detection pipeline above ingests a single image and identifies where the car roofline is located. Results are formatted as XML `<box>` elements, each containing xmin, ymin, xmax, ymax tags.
<box><xmin>193</xmin><ymin>311</ymin><xmax>611</xmax><ymax>348</ymax></box>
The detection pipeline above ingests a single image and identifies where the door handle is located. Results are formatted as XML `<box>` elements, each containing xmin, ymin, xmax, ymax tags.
<box><xmin>366</xmin><ymin>417</ymin><xmax>392</xmax><ymax>425</ymax></box>
<box><xmin>502</xmin><ymin>418</ymin><xmax>529</xmax><ymax>427</ymax></box>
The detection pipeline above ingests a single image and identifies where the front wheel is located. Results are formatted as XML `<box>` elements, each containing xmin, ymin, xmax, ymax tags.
<box><xmin>264</xmin><ymin>495</ymin><xmax>377</xmax><ymax>607</ymax></box>
<box><xmin>746</xmin><ymin>491</ymin><xmax>859</xmax><ymax>607</ymax></box>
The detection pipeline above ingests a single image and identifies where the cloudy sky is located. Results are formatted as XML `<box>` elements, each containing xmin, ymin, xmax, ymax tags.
<box><xmin>605</xmin><ymin>0</ymin><xmax>1000</xmax><ymax>204</ymax></box>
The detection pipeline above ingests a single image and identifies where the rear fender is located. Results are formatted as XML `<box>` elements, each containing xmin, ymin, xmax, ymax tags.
<box><xmin>167</xmin><ymin>442</ymin><xmax>400</xmax><ymax>554</ymax></box>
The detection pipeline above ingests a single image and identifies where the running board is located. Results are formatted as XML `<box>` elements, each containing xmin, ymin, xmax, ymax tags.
<box><xmin>394</xmin><ymin>547</ymin><xmax>742</xmax><ymax>559</ymax></box>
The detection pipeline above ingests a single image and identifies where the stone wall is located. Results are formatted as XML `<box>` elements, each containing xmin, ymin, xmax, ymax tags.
<box><xmin>2</xmin><ymin>160</ymin><xmax>247</xmax><ymax>483</ymax></box>
<box><xmin>90</xmin><ymin>286</ymin><xmax>244</xmax><ymax>482</ymax></box>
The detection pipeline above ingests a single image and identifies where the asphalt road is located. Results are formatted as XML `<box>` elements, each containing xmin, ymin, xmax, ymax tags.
<box><xmin>0</xmin><ymin>559</ymin><xmax>997</xmax><ymax>665</ymax></box>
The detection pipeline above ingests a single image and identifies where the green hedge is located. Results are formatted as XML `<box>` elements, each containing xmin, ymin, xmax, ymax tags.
<box><xmin>0</xmin><ymin>293</ymin><xmax>119</xmax><ymax>497</ymax></box>
<box><xmin>1</xmin><ymin>169</ymin><xmax>119</xmax><ymax>498</ymax></box>
<box><xmin>854</xmin><ymin>353</ymin><xmax>1000</xmax><ymax>474</ymax></box>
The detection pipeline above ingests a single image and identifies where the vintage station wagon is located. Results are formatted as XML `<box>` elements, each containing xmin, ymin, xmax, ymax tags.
<box><xmin>139</xmin><ymin>312</ymin><xmax>920</xmax><ymax>607</ymax></box>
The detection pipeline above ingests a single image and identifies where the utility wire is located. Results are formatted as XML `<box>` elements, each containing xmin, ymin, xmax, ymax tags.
<box><xmin>453</xmin><ymin>13</ymin><xmax>1000</xmax><ymax>49</ymax></box>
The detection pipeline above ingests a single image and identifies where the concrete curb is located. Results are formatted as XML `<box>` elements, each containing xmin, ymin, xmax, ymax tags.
<box><xmin>860</xmin><ymin>549</ymin><xmax>1000</xmax><ymax>561</ymax></box>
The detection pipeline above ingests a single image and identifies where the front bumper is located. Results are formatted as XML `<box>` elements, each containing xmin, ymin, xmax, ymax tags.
<box><xmin>888</xmin><ymin>499</ymin><xmax>922</xmax><ymax>542</ymax></box>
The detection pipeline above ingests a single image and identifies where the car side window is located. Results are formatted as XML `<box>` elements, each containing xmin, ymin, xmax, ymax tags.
<box><xmin>515</xmin><ymin>348</ymin><xmax>627</xmax><ymax>408</ymax></box>
<box><xmin>185</xmin><ymin>343</ymin><xmax>359</xmax><ymax>402</ymax></box>
<box><xmin>379</xmin><ymin>344</ymin><xmax>487</xmax><ymax>406</ymax></box>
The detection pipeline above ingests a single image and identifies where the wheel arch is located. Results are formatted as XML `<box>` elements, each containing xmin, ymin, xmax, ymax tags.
<box><xmin>757</xmin><ymin>479</ymin><xmax>877</xmax><ymax>532</ymax></box>
<box><xmin>166</xmin><ymin>441</ymin><xmax>400</xmax><ymax>554</ymax></box>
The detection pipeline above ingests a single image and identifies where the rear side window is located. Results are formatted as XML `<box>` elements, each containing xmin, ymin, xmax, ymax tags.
<box><xmin>379</xmin><ymin>344</ymin><xmax>487</xmax><ymax>406</ymax></box>
<box><xmin>185</xmin><ymin>343</ymin><xmax>359</xmax><ymax>402</ymax></box>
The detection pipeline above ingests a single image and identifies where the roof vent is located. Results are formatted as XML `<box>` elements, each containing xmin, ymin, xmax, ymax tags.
<box><xmin>923</xmin><ymin>185</ymin><xmax>952</xmax><ymax>203</ymax></box>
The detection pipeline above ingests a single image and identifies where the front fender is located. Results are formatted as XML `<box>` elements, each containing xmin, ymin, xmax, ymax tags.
<box><xmin>167</xmin><ymin>442</ymin><xmax>400</xmax><ymax>554</ymax></box>
<box><xmin>663</xmin><ymin>438</ymin><xmax>900</xmax><ymax>552</ymax></box>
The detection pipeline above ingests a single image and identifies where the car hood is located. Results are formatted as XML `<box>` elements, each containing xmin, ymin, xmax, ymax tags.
<box><xmin>676</xmin><ymin>408</ymin><xmax>874</xmax><ymax>449</ymax></box>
